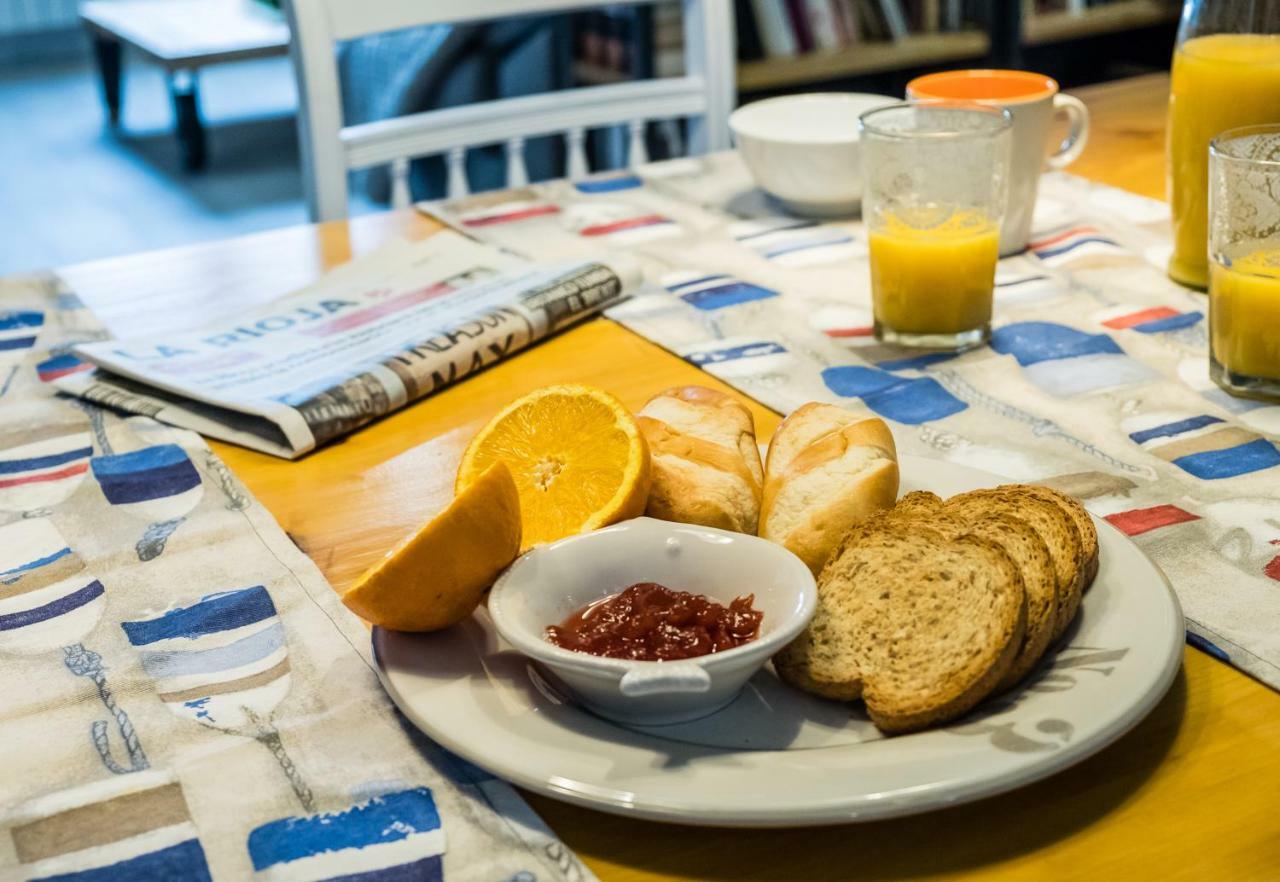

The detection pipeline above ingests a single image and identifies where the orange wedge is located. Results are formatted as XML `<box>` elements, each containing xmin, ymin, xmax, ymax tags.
<box><xmin>456</xmin><ymin>384</ymin><xmax>651</xmax><ymax>549</ymax></box>
<box><xmin>342</xmin><ymin>462</ymin><xmax>521</xmax><ymax>631</ymax></box>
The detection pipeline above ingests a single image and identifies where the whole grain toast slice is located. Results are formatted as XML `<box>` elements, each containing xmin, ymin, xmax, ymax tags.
<box><xmin>879</xmin><ymin>498</ymin><xmax>1058</xmax><ymax>692</ymax></box>
<box><xmin>946</xmin><ymin>488</ymin><xmax>1085</xmax><ymax>644</ymax></box>
<box><xmin>1025</xmin><ymin>484</ymin><xmax>1100</xmax><ymax>591</ymax></box>
<box><xmin>774</xmin><ymin>519</ymin><xmax>1026</xmax><ymax>733</ymax></box>
<box><xmin>964</xmin><ymin>513</ymin><xmax>1058</xmax><ymax>689</ymax></box>
<box><xmin>887</xmin><ymin>490</ymin><xmax>944</xmax><ymax>519</ymax></box>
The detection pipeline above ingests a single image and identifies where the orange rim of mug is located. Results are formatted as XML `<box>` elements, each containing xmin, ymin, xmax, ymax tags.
<box><xmin>908</xmin><ymin>69</ymin><xmax>1060</xmax><ymax>105</ymax></box>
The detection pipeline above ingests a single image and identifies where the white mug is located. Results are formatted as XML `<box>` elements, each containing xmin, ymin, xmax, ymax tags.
<box><xmin>907</xmin><ymin>70</ymin><xmax>1090</xmax><ymax>255</ymax></box>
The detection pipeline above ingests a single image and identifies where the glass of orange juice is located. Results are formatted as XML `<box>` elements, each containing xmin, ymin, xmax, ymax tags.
<box><xmin>1208</xmin><ymin>125</ymin><xmax>1280</xmax><ymax>401</ymax></box>
<box><xmin>1166</xmin><ymin>3</ymin><xmax>1280</xmax><ymax>289</ymax></box>
<box><xmin>859</xmin><ymin>102</ymin><xmax>1012</xmax><ymax>350</ymax></box>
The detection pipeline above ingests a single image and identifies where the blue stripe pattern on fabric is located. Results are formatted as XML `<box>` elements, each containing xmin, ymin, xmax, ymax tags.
<box><xmin>0</xmin><ymin>580</ymin><xmax>102</xmax><ymax>631</ymax></box>
<box><xmin>325</xmin><ymin>855</ymin><xmax>444</xmax><ymax>882</ymax></box>
<box><xmin>1</xmin><ymin>546</ymin><xmax>71</xmax><ymax>579</ymax></box>
<box><xmin>821</xmin><ymin>367</ymin><xmax>967</xmax><ymax>425</ymax></box>
<box><xmin>666</xmin><ymin>274</ymin><xmax>728</xmax><ymax>292</ymax></box>
<box><xmin>685</xmin><ymin>342</ymin><xmax>787</xmax><ymax>365</ymax></box>
<box><xmin>574</xmin><ymin>175</ymin><xmax>643</xmax><ymax>193</ymax></box>
<box><xmin>38</xmin><ymin>353</ymin><xmax>85</xmax><ymax>373</ymax></box>
<box><xmin>0</xmin><ymin>311</ymin><xmax>43</xmax><ymax>330</ymax></box>
<box><xmin>1185</xmin><ymin>630</ymin><xmax>1232</xmax><ymax>662</ymax></box>
<box><xmin>877</xmin><ymin>352</ymin><xmax>961</xmax><ymax>372</ymax></box>
<box><xmin>248</xmin><ymin>788</ymin><xmax>441</xmax><ymax>869</ymax></box>
<box><xmin>90</xmin><ymin>444</ymin><xmax>188</xmax><ymax>476</ymax></box>
<box><xmin>139</xmin><ymin>621</ymin><xmax>284</xmax><ymax>679</ymax></box>
<box><xmin>122</xmin><ymin>586</ymin><xmax>274</xmax><ymax>645</ymax></box>
<box><xmin>31</xmin><ymin>839</ymin><xmax>212</xmax><ymax>882</ymax></box>
<box><xmin>0</xmin><ymin>336</ymin><xmax>36</xmax><ymax>351</ymax></box>
<box><xmin>734</xmin><ymin>220</ymin><xmax>818</xmax><ymax>241</ymax></box>
<box><xmin>1129</xmin><ymin>414</ymin><xmax>1224</xmax><ymax>445</ymax></box>
<box><xmin>0</xmin><ymin>446</ymin><xmax>92</xmax><ymax>475</ymax></box>
<box><xmin>990</xmin><ymin>322</ymin><xmax>1125</xmax><ymax>367</ymax></box>
<box><xmin>761</xmin><ymin>234</ymin><xmax>853</xmax><ymax>260</ymax></box>
<box><xmin>1132</xmin><ymin>312</ymin><xmax>1203</xmax><ymax>333</ymax></box>
<box><xmin>93</xmin><ymin>459</ymin><xmax>201</xmax><ymax>505</ymax></box>
<box><xmin>995</xmin><ymin>275</ymin><xmax>1050</xmax><ymax>288</ymax></box>
<box><xmin>1172</xmin><ymin>438</ymin><xmax>1280</xmax><ymax>480</ymax></box>
<box><xmin>1034</xmin><ymin>236</ymin><xmax>1119</xmax><ymax>259</ymax></box>
<box><xmin>679</xmin><ymin>282</ymin><xmax>778</xmax><ymax>311</ymax></box>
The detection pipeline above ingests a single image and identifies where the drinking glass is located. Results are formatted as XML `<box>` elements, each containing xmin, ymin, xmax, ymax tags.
<box><xmin>1167</xmin><ymin>0</ymin><xmax>1280</xmax><ymax>289</ymax></box>
<box><xmin>859</xmin><ymin>102</ymin><xmax>1012</xmax><ymax>350</ymax></box>
<box><xmin>1208</xmin><ymin>124</ymin><xmax>1280</xmax><ymax>401</ymax></box>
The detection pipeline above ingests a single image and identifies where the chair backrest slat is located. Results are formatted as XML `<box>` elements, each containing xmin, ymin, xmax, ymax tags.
<box><xmin>339</xmin><ymin>78</ymin><xmax>709</xmax><ymax>171</ymax></box>
<box><xmin>505</xmin><ymin>137</ymin><xmax>529</xmax><ymax>188</ymax></box>
<box><xmin>285</xmin><ymin>0</ymin><xmax>734</xmax><ymax>221</ymax></box>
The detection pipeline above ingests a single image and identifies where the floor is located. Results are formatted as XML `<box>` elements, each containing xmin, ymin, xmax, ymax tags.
<box><xmin>0</xmin><ymin>50</ymin><xmax>312</xmax><ymax>276</ymax></box>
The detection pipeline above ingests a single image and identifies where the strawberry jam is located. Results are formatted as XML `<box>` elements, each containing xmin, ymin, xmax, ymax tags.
<box><xmin>545</xmin><ymin>582</ymin><xmax>763</xmax><ymax>661</ymax></box>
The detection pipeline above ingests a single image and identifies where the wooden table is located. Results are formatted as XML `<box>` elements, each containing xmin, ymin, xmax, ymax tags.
<box><xmin>62</xmin><ymin>73</ymin><xmax>1280</xmax><ymax>880</ymax></box>
<box><xmin>80</xmin><ymin>0</ymin><xmax>291</xmax><ymax>171</ymax></box>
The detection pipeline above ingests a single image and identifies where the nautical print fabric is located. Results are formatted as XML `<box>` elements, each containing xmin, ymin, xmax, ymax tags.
<box><xmin>0</xmin><ymin>275</ymin><xmax>595</xmax><ymax>881</ymax></box>
<box><xmin>428</xmin><ymin>154</ymin><xmax>1280</xmax><ymax>691</ymax></box>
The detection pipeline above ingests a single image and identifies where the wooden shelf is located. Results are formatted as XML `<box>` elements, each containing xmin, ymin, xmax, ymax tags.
<box><xmin>1024</xmin><ymin>0</ymin><xmax>1179</xmax><ymax>45</ymax></box>
<box><xmin>737</xmin><ymin>31</ymin><xmax>990</xmax><ymax>92</ymax></box>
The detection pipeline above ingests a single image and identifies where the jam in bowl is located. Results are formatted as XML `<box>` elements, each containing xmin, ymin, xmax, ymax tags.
<box><xmin>546</xmin><ymin>582</ymin><xmax>763</xmax><ymax>661</ymax></box>
<box><xmin>487</xmin><ymin>517</ymin><xmax>816</xmax><ymax>726</ymax></box>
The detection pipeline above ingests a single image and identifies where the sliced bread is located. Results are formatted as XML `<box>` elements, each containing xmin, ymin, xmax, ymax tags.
<box><xmin>946</xmin><ymin>487</ymin><xmax>1085</xmax><ymax>644</ymax></box>
<box><xmin>1026</xmin><ymin>484</ymin><xmax>1100</xmax><ymax>591</ymax></box>
<box><xmin>774</xmin><ymin>521</ymin><xmax>1026</xmax><ymax>733</ymax></box>
<box><xmin>879</xmin><ymin>499</ymin><xmax>1058</xmax><ymax>691</ymax></box>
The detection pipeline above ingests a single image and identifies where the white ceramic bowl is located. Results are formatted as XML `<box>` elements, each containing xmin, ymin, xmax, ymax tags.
<box><xmin>729</xmin><ymin>92</ymin><xmax>898</xmax><ymax>217</ymax></box>
<box><xmin>488</xmin><ymin>517</ymin><xmax>817</xmax><ymax>726</ymax></box>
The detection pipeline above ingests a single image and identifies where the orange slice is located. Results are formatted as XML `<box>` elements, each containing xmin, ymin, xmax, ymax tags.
<box><xmin>342</xmin><ymin>462</ymin><xmax>521</xmax><ymax>631</ymax></box>
<box><xmin>456</xmin><ymin>384</ymin><xmax>651</xmax><ymax>549</ymax></box>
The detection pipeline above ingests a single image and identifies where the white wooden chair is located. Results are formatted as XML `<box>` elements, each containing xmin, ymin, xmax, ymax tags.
<box><xmin>284</xmin><ymin>0</ymin><xmax>736</xmax><ymax>222</ymax></box>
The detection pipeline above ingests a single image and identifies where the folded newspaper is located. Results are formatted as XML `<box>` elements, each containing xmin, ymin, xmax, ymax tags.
<box><xmin>57</xmin><ymin>231</ymin><xmax>638</xmax><ymax>458</ymax></box>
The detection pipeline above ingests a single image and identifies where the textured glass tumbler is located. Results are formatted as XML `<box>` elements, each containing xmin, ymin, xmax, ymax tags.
<box><xmin>859</xmin><ymin>102</ymin><xmax>1012</xmax><ymax>351</ymax></box>
<box><xmin>1166</xmin><ymin>0</ymin><xmax>1280</xmax><ymax>289</ymax></box>
<box><xmin>1208</xmin><ymin>125</ymin><xmax>1280</xmax><ymax>401</ymax></box>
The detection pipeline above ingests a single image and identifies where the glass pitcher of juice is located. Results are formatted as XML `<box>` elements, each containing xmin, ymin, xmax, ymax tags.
<box><xmin>1167</xmin><ymin>0</ymin><xmax>1280</xmax><ymax>289</ymax></box>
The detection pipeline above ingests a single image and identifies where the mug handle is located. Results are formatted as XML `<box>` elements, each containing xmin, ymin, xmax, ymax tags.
<box><xmin>1046</xmin><ymin>93</ymin><xmax>1090</xmax><ymax>170</ymax></box>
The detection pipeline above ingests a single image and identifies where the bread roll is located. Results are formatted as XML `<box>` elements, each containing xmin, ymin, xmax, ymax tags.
<box><xmin>637</xmin><ymin>386</ymin><xmax>764</xmax><ymax>533</ymax></box>
<box><xmin>759</xmin><ymin>403</ymin><xmax>899</xmax><ymax>574</ymax></box>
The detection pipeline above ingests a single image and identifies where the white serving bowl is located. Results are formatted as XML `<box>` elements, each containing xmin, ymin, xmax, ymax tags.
<box><xmin>729</xmin><ymin>92</ymin><xmax>898</xmax><ymax>217</ymax></box>
<box><xmin>488</xmin><ymin>517</ymin><xmax>817</xmax><ymax>726</ymax></box>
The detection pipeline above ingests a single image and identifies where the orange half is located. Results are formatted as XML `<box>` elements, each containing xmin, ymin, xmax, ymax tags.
<box><xmin>342</xmin><ymin>462</ymin><xmax>521</xmax><ymax>631</ymax></box>
<box><xmin>456</xmin><ymin>384</ymin><xmax>651</xmax><ymax>549</ymax></box>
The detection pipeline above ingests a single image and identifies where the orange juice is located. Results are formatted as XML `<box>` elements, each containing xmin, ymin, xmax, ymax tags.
<box><xmin>869</xmin><ymin>212</ymin><xmax>1000</xmax><ymax>335</ymax></box>
<box><xmin>1210</xmin><ymin>247</ymin><xmax>1280</xmax><ymax>381</ymax></box>
<box><xmin>1168</xmin><ymin>34</ymin><xmax>1280</xmax><ymax>289</ymax></box>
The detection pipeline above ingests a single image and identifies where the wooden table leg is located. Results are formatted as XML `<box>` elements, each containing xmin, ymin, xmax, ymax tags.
<box><xmin>168</xmin><ymin>68</ymin><xmax>206</xmax><ymax>172</ymax></box>
<box><xmin>92</xmin><ymin>36</ymin><xmax>123</xmax><ymax>126</ymax></box>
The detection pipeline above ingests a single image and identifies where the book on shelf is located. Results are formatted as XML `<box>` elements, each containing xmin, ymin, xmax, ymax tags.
<box><xmin>751</xmin><ymin>0</ymin><xmax>799</xmax><ymax>56</ymax></box>
<box><xmin>783</xmin><ymin>0</ymin><xmax>817</xmax><ymax>51</ymax></box>
<box><xmin>804</xmin><ymin>0</ymin><xmax>843</xmax><ymax>50</ymax></box>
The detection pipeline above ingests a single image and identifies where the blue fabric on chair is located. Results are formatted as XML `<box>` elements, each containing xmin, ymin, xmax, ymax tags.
<box><xmin>337</xmin><ymin>19</ymin><xmax>568</xmax><ymax>204</ymax></box>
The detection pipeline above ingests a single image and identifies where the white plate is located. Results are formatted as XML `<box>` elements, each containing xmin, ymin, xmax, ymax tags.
<box><xmin>374</xmin><ymin>456</ymin><xmax>1184</xmax><ymax>827</ymax></box>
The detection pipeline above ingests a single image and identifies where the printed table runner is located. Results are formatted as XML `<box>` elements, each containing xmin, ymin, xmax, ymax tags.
<box><xmin>0</xmin><ymin>276</ymin><xmax>593</xmax><ymax>880</ymax></box>
<box><xmin>427</xmin><ymin>153</ymin><xmax>1280</xmax><ymax>691</ymax></box>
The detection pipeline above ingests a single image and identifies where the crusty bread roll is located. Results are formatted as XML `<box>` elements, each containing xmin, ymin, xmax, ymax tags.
<box><xmin>759</xmin><ymin>403</ymin><xmax>899</xmax><ymax>574</ymax></box>
<box><xmin>637</xmin><ymin>386</ymin><xmax>764</xmax><ymax>533</ymax></box>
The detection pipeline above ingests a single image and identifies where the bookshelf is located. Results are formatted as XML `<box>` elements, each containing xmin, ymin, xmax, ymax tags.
<box><xmin>570</xmin><ymin>0</ymin><xmax>1179</xmax><ymax>97</ymax></box>
<box><xmin>738</xmin><ymin>30</ymin><xmax>989</xmax><ymax>90</ymax></box>
<box><xmin>1023</xmin><ymin>0</ymin><xmax>1179</xmax><ymax>46</ymax></box>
